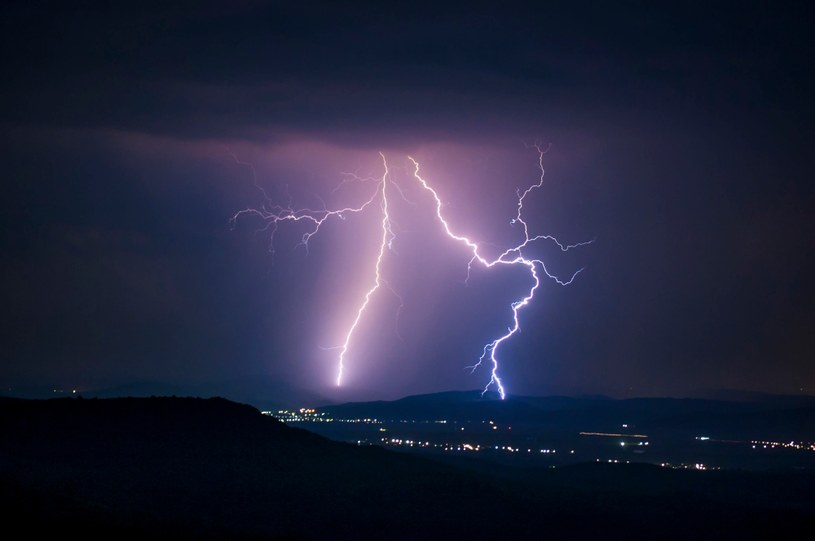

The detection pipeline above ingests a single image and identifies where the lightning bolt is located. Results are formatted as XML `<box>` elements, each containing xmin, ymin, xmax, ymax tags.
<box><xmin>336</xmin><ymin>153</ymin><xmax>393</xmax><ymax>386</ymax></box>
<box><xmin>232</xmin><ymin>144</ymin><xmax>591</xmax><ymax>399</ymax></box>
<box><xmin>408</xmin><ymin>143</ymin><xmax>593</xmax><ymax>399</ymax></box>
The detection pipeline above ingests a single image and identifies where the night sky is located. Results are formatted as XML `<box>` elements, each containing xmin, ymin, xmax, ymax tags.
<box><xmin>2</xmin><ymin>1</ymin><xmax>814</xmax><ymax>405</ymax></box>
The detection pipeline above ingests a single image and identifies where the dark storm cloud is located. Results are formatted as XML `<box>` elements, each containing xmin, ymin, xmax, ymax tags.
<box><xmin>4</xmin><ymin>1</ymin><xmax>811</xmax><ymax>144</ymax></box>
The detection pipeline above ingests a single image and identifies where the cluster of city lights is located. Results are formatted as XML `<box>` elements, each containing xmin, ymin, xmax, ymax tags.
<box><xmin>378</xmin><ymin>437</ymin><xmax>561</xmax><ymax>455</ymax></box>
<box><xmin>658</xmin><ymin>462</ymin><xmax>719</xmax><ymax>471</ymax></box>
<box><xmin>750</xmin><ymin>439</ymin><xmax>815</xmax><ymax>452</ymax></box>
<box><xmin>264</xmin><ymin>409</ymin><xmax>814</xmax><ymax>471</ymax></box>
<box><xmin>696</xmin><ymin>435</ymin><xmax>815</xmax><ymax>453</ymax></box>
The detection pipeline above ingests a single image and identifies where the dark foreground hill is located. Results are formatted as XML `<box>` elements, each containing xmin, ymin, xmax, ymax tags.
<box><xmin>1</xmin><ymin>396</ymin><xmax>813</xmax><ymax>540</ymax></box>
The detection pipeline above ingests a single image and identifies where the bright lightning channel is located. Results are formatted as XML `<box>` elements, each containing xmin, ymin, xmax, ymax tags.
<box><xmin>336</xmin><ymin>153</ymin><xmax>393</xmax><ymax>386</ymax></box>
<box><xmin>409</xmin><ymin>144</ymin><xmax>594</xmax><ymax>399</ymax></box>
<box><xmin>230</xmin><ymin>152</ymin><xmax>395</xmax><ymax>387</ymax></box>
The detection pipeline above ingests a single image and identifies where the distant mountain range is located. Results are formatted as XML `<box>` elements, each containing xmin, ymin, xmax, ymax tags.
<box><xmin>1</xmin><ymin>395</ymin><xmax>813</xmax><ymax>539</ymax></box>
<box><xmin>2</xmin><ymin>376</ymin><xmax>333</xmax><ymax>411</ymax></box>
<box><xmin>316</xmin><ymin>390</ymin><xmax>815</xmax><ymax>441</ymax></box>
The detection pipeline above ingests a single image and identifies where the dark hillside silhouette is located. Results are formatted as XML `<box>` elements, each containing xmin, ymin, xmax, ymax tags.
<box><xmin>1</xmin><ymin>396</ymin><xmax>813</xmax><ymax>540</ymax></box>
